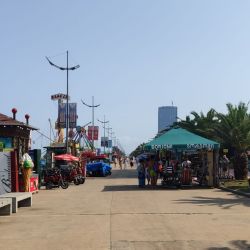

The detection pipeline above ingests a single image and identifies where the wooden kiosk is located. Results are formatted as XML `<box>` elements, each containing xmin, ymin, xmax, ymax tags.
<box><xmin>0</xmin><ymin>109</ymin><xmax>38</xmax><ymax>192</ymax></box>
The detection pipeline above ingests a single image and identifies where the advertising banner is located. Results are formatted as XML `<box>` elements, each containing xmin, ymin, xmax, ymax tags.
<box><xmin>69</xmin><ymin>103</ymin><xmax>77</xmax><ymax>128</ymax></box>
<box><xmin>58</xmin><ymin>103</ymin><xmax>77</xmax><ymax>128</ymax></box>
<box><xmin>101</xmin><ymin>137</ymin><xmax>109</xmax><ymax>147</ymax></box>
<box><xmin>58</xmin><ymin>103</ymin><xmax>66</xmax><ymax>128</ymax></box>
<box><xmin>87</xmin><ymin>126</ymin><xmax>99</xmax><ymax>141</ymax></box>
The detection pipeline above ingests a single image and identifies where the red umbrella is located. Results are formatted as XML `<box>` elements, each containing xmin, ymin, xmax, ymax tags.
<box><xmin>54</xmin><ymin>154</ymin><xmax>79</xmax><ymax>162</ymax></box>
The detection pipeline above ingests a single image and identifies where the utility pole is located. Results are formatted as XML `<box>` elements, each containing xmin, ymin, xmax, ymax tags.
<box><xmin>98</xmin><ymin>116</ymin><xmax>109</xmax><ymax>154</ymax></box>
<box><xmin>46</xmin><ymin>51</ymin><xmax>80</xmax><ymax>153</ymax></box>
<box><xmin>81</xmin><ymin>96</ymin><xmax>100</xmax><ymax>150</ymax></box>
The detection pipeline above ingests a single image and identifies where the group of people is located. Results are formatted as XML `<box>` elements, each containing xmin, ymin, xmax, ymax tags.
<box><xmin>136</xmin><ymin>156</ymin><xmax>192</xmax><ymax>188</ymax></box>
<box><xmin>113</xmin><ymin>157</ymin><xmax>136</xmax><ymax>169</ymax></box>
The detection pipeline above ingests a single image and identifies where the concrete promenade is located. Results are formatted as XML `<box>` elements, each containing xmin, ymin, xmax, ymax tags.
<box><xmin>0</xmin><ymin>167</ymin><xmax>250</xmax><ymax>250</ymax></box>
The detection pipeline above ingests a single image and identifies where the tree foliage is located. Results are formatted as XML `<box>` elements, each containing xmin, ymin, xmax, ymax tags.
<box><xmin>177</xmin><ymin>102</ymin><xmax>250</xmax><ymax>179</ymax></box>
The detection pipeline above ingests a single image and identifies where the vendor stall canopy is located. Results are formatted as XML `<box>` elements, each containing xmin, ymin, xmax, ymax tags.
<box><xmin>146</xmin><ymin>127</ymin><xmax>220</xmax><ymax>150</ymax></box>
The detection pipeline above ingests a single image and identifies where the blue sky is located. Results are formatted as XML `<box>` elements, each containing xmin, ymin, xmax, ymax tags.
<box><xmin>1</xmin><ymin>1</ymin><xmax>250</xmax><ymax>154</ymax></box>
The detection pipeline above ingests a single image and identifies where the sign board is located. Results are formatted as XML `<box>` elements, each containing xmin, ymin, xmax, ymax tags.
<box><xmin>51</xmin><ymin>93</ymin><xmax>69</xmax><ymax>100</ymax></box>
<box><xmin>87</xmin><ymin>126</ymin><xmax>99</xmax><ymax>141</ymax></box>
<box><xmin>0</xmin><ymin>152</ymin><xmax>11</xmax><ymax>195</ymax></box>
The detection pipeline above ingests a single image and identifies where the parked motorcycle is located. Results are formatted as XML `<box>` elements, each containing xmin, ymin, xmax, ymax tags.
<box><xmin>60</xmin><ymin>164</ymin><xmax>85</xmax><ymax>185</ymax></box>
<box><xmin>42</xmin><ymin>168</ymin><xmax>69</xmax><ymax>189</ymax></box>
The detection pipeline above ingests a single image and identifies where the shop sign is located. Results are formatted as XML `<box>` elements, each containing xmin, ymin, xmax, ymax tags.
<box><xmin>187</xmin><ymin>144</ymin><xmax>214</xmax><ymax>149</ymax></box>
<box><xmin>152</xmin><ymin>144</ymin><xmax>173</xmax><ymax>150</ymax></box>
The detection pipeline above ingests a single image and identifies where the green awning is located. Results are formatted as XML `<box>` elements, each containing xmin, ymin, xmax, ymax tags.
<box><xmin>146</xmin><ymin>127</ymin><xmax>220</xmax><ymax>150</ymax></box>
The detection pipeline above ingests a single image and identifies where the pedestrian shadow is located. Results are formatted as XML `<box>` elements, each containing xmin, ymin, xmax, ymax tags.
<box><xmin>174</xmin><ymin>193</ymin><xmax>250</xmax><ymax>209</ymax></box>
<box><xmin>207</xmin><ymin>240</ymin><xmax>250</xmax><ymax>250</ymax></box>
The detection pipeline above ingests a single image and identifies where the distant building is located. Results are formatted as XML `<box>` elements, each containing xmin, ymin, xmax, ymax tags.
<box><xmin>158</xmin><ymin>106</ymin><xmax>177</xmax><ymax>132</ymax></box>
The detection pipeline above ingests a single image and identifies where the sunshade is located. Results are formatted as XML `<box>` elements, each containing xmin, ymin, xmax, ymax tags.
<box><xmin>54</xmin><ymin>154</ymin><xmax>79</xmax><ymax>161</ymax></box>
<box><xmin>146</xmin><ymin>127</ymin><xmax>220</xmax><ymax>150</ymax></box>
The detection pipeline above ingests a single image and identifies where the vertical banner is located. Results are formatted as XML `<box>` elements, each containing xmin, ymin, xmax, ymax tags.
<box><xmin>101</xmin><ymin>137</ymin><xmax>109</xmax><ymax>147</ymax></box>
<box><xmin>69</xmin><ymin>103</ymin><xmax>77</xmax><ymax>128</ymax></box>
<box><xmin>58</xmin><ymin>103</ymin><xmax>66</xmax><ymax>128</ymax></box>
<box><xmin>87</xmin><ymin>126</ymin><xmax>99</xmax><ymax>141</ymax></box>
<box><xmin>108</xmin><ymin>140</ymin><xmax>112</xmax><ymax>148</ymax></box>
<box><xmin>58</xmin><ymin>103</ymin><xmax>77</xmax><ymax>128</ymax></box>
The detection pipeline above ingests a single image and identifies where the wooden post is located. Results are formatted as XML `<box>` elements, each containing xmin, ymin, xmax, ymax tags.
<box><xmin>207</xmin><ymin>150</ymin><xmax>214</xmax><ymax>186</ymax></box>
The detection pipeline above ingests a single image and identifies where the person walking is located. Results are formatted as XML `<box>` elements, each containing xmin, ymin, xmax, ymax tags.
<box><xmin>137</xmin><ymin>159</ymin><xmax>145</xmax><ymax>187</ymax></box>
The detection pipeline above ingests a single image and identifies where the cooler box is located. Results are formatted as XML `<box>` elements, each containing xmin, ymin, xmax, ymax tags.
<box><xmin>19</xmin><ymin>174</ymin><xmax>39</xmax><ymax>193</ymax></box>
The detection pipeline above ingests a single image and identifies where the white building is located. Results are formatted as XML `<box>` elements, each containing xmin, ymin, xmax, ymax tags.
<box><xmin>158</xmin><ymin>106</ymin><xmax>177</xmax><ymax>132</ymax></box>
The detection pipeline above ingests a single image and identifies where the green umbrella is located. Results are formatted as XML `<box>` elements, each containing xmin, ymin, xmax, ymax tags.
<box><xmin>146</xmin><ymin>127</ymin><xmax>220</xmax><ymax>150</ymax></box>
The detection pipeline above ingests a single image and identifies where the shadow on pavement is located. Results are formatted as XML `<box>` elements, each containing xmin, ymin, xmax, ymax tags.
<box><xmin>207</xmin><ymin>240</ymin><xmax>250</xmax><ymax>250</ymax></box>
<box><xmin>102</xmin><ymin>185</ymin><xmax>212</xmax><ymax>192</ymax></box>
<box><xmin>174</xmin><ymin>194</ymin><xmax>250</xmax><ymax>209</ymax></box>
<box><xmin>106</xmin><ymin>169</ymin><xmax>137</xmax><ymax>179</ymax></box>
<box><xmin>102</xmin><ymin>185</ymin><xmax>178</xmax><ymax>192</ymax></box>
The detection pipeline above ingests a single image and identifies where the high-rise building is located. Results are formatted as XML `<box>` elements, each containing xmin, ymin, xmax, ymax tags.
<box><xmin>158</xmin><ymin>106</ymin><xmax>177</xmax><ymax>132</ymax></box>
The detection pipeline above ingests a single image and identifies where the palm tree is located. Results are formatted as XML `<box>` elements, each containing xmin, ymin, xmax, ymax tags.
<box><xmin>214</xmin><ymin>102</ymin><xmax>250</xmax><ymax>179</ymax></box>
<box><xmin>177</xmin><ymin>109</ymin><xmax>218</xmax><ymax>139</ymax></box>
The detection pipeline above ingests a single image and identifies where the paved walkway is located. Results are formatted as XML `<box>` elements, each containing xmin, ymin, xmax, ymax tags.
<box><xmin>0</xmin><ymin>168</ymin><xmax>250</xmax><ymax>250</ymax></box>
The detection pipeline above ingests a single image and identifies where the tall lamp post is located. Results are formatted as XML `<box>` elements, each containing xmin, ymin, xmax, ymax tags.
<box><xmin>97</xmin><ymin>116</ymin><xmax>109</xmax><ymax>153</ymax></box>
<box><xmin>106</xmin><ymin>126</ymin><xmax>112</xmax><ymax>153</ymax></box>
<box><xmin>46</xmin><ymin>51</ymin><xmax>80</xmax><ymax>153</ymax></box>
<box><xmin>81</xmin><ymin>96</ymin><xmax>100</xmax><ymax>150</ymax></box>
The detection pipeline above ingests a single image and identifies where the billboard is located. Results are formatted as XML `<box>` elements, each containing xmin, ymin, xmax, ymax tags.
<box><xmin>87</xmin><ymin>126</ymin><xmax>99</xmax><ymax>141</ymax></box>
<box><xmin>58</xmin><ymin>103</ymin><xmax>77</xmax><ymax>128</ymax></box>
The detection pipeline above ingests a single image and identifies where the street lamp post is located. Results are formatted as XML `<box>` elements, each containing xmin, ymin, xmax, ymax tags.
<box><xmin>106</xmin><ymin>126</ymin><xmax>112</xmax><ymax>153</ymax></box>
<box><xmin>46</xmin><ymin>51</ymin><xmax>80</xmax><ymax>153</ymax></box>
<box><xmin>97</xmin><ymin>116</ymin><xmax>109</xmax><ymax>153</ymax></box>
<box><xmin>81</xmin><ymin>96</ymin><xmax>100</xmax><ymax>150</ymax></box>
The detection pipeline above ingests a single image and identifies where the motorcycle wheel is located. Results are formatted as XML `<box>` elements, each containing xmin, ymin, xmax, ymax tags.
<box><xmin>79</xmin><ymin>177</ymin><xmax>85</xmax><ymax>184</ymax></box>
<box><xmin>74</xmin><ymin>178</ymin><xmax>80</xmax><ymax>185</ymax></box>
<box><xmin>60</xmin><ymin>180</ymin><xmax>69</xmax><ymax>189</ymax></box>
<box><xmin>46</xmin><ymin>182</ymin><xmax>53</xmax><ymax>190</ymax></box>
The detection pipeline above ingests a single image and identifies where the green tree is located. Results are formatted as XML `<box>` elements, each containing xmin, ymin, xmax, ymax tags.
<box><xmin>177</xmin><ymin>108</ymin><xmax>218</xmax><ymax>139</ymax></box>
<box><xmin>214</xmin><ymin>102</ymin><xmax>250</xmax><ymax>179</ymax></box>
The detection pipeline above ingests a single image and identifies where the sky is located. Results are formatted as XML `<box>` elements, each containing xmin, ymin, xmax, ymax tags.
<box><xmin>1</xmin><ymin>1</ymin><xmax>250</xmax><ymax>154</ymax></box>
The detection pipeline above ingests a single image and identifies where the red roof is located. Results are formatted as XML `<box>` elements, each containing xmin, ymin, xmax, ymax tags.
<box><xmin>0</xmin><ymin>113</ymin><xmax>38</xmax><ymax>130</ymax></box>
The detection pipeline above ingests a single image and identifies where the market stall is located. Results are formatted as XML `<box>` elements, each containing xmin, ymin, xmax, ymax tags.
<box><xmin>146</xmin><ymin>127</ymin><xmax>220</xmax><ymax>187</ymax></box>
<box><xmin>0</xmin><ymin>109</ymin><xmax>38</xmax><ymax>193</ymax></box>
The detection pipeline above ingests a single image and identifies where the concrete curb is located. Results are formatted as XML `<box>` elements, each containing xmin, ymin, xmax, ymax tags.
<box><xmin>219</xmin><ymin>186</ymin><xmax>250</xmax><ymax>198</ymax></box>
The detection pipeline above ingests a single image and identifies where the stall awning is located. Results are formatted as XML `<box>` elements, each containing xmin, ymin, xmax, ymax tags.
<box><xmin>146</xmin><ymin>127</ymin><xmax>220</xmax><ymax>150</ymax></box>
